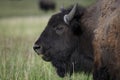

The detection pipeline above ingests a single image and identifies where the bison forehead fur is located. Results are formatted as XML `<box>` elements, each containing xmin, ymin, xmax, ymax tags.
<box><xmin>33</xmin><ymin>5</ymin><xmax>94</xmax><ymax>77</ymax></box>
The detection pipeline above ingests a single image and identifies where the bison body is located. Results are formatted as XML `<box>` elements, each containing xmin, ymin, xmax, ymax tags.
<box><xmin>39</xmin><ymin>0</ymin><xmax>56</xmax><ymax>11</ymax></box>
<box><xmin>34</xmin><ymin>0</ymin><xmax>120</xmax><ymax>79</ymax></box>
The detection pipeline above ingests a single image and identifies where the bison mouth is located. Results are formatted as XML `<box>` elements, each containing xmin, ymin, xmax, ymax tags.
<box><xmin>33</xmin><ymin>45</ymin><xmax>52</xmax><ymax>62</ymax></box>
<box><xmin>42</xmin><ymin>55</ymin><xmax>51</xmax><ymax>62</ymax></box>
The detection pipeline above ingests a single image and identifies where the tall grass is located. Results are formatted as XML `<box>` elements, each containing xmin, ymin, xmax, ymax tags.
<box><xmin>0</xmin><ymin>16</ymin><xmax>92</xmax><ymax>80</ymax></box>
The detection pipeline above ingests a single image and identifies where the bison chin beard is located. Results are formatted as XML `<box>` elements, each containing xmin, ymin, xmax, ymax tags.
<box><xmin>50</xmin><ymin>48</ymin><xmax>93</xmax><ymax>77</ymax></box>
<box><xmin>51</xmin><ymin>59</ymin><xmax>74</xmax><ymax>77</ymax></box>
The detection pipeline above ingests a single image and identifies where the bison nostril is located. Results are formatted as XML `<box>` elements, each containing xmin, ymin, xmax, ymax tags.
<box><xmin>33</xmin><ymin>44</ymin><xmax>41</xmax><ymax>50</ymax></box>
<box><xmin>33</xmin><ymin>44</ymin><xmax>43</xmax><ymax>55</ymax></box>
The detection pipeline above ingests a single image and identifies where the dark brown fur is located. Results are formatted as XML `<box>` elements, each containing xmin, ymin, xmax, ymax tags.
<box><xmin>92</xmin><ymin>0</ymin><xmax>120</xmax><ymax>80</ymax></box>
<box><xmin>82</xmin><ymin>0</ymin><xmax>120</xmax><ymax>80</ymax></box>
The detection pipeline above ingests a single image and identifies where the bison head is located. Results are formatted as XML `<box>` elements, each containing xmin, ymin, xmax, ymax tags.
<box><xmin>33</xmin><ymin>4</ymin><xmax>93</xmax><ymax>77</ymax></box>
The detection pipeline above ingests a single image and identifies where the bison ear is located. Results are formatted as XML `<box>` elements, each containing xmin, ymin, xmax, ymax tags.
<box><xmin>64</xmin><ymin>4</ymin><xmax>77</xmax><ymax>25</ymax></box>
<box><xmin>60</xmin><ymin>6</ymin><xmax>65</xmax><ymax>12</ymax></box>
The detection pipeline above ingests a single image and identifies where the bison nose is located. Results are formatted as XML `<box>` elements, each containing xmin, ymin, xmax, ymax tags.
<box><xmin>33</xmin><ymin>44</ymin><xmax>40</xmax><ymax>50</ymax></box>
<box><xmin>33</xmin><ymin>44</ymin><xmax>42</xmax><ymax>55</ymax></box>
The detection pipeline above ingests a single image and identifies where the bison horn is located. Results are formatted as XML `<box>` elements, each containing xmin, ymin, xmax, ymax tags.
<box><xmin>64</xmin><ymin>4</ymin><xmax>77</xmax><ymax>24</ymax></box>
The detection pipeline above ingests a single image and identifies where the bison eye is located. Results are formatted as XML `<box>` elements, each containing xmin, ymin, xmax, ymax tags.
<box><xmin>55</xmin><ymin>25</ymin><xmax>65</xmax><ymax>35</ymax></box>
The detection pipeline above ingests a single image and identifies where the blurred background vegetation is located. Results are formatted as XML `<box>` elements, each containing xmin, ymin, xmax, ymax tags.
<box><xmin>0</xmin><ymin>0</ymin><xmax>95</xmax><ymax>80</ymax></box>
<box><xmin>0</xmin><ymin>0</ymin><xmax>95</xmax><ymax>17</ymax></box>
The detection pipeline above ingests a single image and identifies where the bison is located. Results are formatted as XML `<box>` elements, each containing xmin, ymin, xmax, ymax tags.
<box><xmin>39</xmin><ymin>0</ymin><xmax>56</xmax><ymax>11</ymax></box>
<box><xmin>33</xmin><ymin>0</ymin><xmax>120</xmax><ymax>79</ymax></box>
<box><xmin>33</xmin><ymin>4</ymin><xmax>94</xmax><ymax>77</ymax></box>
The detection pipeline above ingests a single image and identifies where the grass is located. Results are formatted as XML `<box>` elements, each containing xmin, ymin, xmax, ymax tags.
<box><xmin>0</xmin><ymin>0</ymin><xmax>95</xmax><ymax>80</ymax></box>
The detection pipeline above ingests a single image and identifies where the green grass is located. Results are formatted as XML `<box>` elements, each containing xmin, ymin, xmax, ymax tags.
<box><xmin>0</xmin><ymin>16</ymin><xmax>93</xmax><ymax>80</ymax></box>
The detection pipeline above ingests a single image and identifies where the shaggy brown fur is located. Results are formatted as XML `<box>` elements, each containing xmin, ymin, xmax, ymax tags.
<box><xmin>81</xmin><ymin>0</ymin><xmax>120</xmax><ymax>79</ymax></box>
<box><xmin>83</xmin><ymin>0</ymin><xmax>120</xmax><ymax>80</ymax></box>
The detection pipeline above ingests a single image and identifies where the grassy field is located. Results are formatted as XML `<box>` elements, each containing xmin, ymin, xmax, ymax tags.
<box><xmin>0</xmin><ymin>0</ymin><xmax>95</xmax><ymax>80</ymax></box>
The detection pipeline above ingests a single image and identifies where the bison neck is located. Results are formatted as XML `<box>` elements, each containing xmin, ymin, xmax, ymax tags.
<box><xmin>69</xmin><ymin>4</ymin><xmax>100</xmax><ymax>73</ymax></box>
<box><xmin>70</xmin><ymin>31</ymin><xmax>94</xmax><ymax>73</ymax></box>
